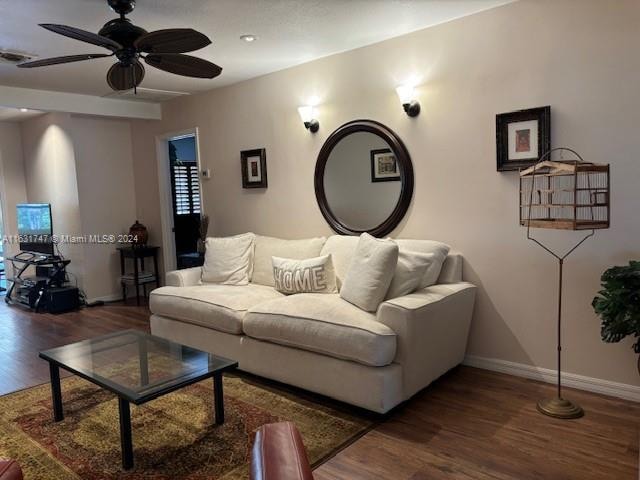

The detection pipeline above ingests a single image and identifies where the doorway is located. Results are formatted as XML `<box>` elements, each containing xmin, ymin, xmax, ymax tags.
<box><xmin>167</xmin><ymin>134</ymin><xmax>202</xmax><ymax>269</ymax></box>
<box><xmin>156</xmin><ymin>128</ymin><xmax>205</xmax><ymax>273</ymax></box>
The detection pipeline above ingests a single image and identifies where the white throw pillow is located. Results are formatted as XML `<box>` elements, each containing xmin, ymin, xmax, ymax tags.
<box><xmin>340</xmin><ymin>233</ymin><xmax>399</xmax><ymax>312</ymax></box>
<box><xmin>272</xmin><ymin>254</ymin><xmax>337</xmax><ymax>294</ymax></box>
<box><xmin>201</xmin><ymin>232</ymin><xmax>255</xmax><ymax>285</ymax></box>
<box><xmin>385</xmin><ymin>251</ymin><xmax>434</xmax><ymax>300</ymax></box>
<box><xmin>395</xmin><ymin>239</ymin><xmax>451</xmax><ymax>288</ymax></box>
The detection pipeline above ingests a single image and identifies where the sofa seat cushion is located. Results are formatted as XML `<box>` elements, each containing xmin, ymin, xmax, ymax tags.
<box><xmin>150</xmin><ymin>284</ymin><xmax>284</xmax><ymax>334</ymax></box>
<box><xmin>243</xmin><ymin>294</ymin><xmax>396</xmax><ymax>367</ymax></box>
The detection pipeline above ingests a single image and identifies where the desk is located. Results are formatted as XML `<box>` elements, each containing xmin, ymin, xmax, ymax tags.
<box><xmin>117</xmin><ymin>246</ymin><xmax>160</xmax><ymax>305</ymax></box>
<box><xmin>4</xmin><ymin>253</ymin><xmax>71</xmax><ymax>310</ymax></box>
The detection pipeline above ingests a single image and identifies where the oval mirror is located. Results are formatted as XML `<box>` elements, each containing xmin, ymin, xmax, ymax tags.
<box><xmin>314</xmin><ymin>119</ymin><xmax>414</xmax><ymax>237</ymax></box>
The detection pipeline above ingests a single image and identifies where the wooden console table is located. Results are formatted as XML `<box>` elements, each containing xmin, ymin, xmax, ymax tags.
<box><xmin>117</xmin><ymin>246</ymin><xmax>160</xmax><ymax>305</ymax></box>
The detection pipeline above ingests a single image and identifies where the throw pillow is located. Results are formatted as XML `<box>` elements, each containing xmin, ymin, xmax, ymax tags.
<box><xmin>340</xmin><ymin>233</ymin><xmax>399</xmax><ymax>312</ymax></box>
<box><xmin>395</xmin><ymin>239</ymin><xmax>451</xmax><ymax>288</ymax></box>
<box><xmin>272</xmin><ymin>255</ymin><xmax>337</xmax><ymax>294</ymax></box>
<box><xmin>385</xmin><ymin>251</ymin><xmax>434</xmax><ymax>300</ymax></box>
<box><xmin>201</xmin><ymin>232</ymin><xmax>255</xmax><ymax>285</ymax></box>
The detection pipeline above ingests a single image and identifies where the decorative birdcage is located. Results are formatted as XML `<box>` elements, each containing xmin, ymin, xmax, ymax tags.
<box><xmin>518</xmin><ymin>147</ymin><xmax>611</xmax><ymax>420</ymax></box>
<box><xmin>519</xmin><ymin>148</ymin><xmax>610</xmax><ymax>230</ymax></box>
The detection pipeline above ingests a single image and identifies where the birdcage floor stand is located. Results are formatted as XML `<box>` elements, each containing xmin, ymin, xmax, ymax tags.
<box><xmin>529</xmin><ymin>232</ymin><xmax>594</xmax><ymax>420</ymax></box>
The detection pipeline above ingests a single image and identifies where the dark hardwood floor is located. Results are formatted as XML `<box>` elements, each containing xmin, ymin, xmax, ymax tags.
<box><xmin>0</xmin><ymin>300</ymin><xmax>637</xmax><ymax>479</ymax></box>
<box><xmin>0</xmin><ymin>299</ymin><xmax>149</xmax><ymax>395</ymax></box>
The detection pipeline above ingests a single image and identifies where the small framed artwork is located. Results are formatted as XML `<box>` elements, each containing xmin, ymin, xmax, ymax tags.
<box><xmin>496</xmin><ymin>106</ymin><xmax>551</xmax><ymax>172</ymax></box>
<box><xmin>370</xmin><ymin>148</ymin><xmax>400</xmax><ymax>182</ymax></box>
<box><xmin>241</xmin><ymin>148</ymin><xmax>267</xmax><ymax>188</ymax></box>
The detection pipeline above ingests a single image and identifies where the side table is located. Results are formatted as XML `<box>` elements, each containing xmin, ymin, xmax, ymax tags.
<box><xmin>117</xmin><ymin>246</ymin><xmax>160</xmax><ymax>305</ymax></box>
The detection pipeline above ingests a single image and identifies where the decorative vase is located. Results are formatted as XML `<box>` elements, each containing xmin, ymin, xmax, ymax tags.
<box><xmin>129</xmin><ymin>220</ymin><xmax>148</xmax><ymax>246</ymax></box>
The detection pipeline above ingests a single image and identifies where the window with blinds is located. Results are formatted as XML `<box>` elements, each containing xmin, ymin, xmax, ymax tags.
<box><xmin>171</xmin><ymin>163</ymin><xmax>201</xmax><ymax>215</ymax></box>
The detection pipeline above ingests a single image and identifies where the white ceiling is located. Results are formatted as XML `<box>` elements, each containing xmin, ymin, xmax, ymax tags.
<box><xmin>0</xmin><ymin>0</ymin><xmax>513</xmax><ymax>98</ymax></box>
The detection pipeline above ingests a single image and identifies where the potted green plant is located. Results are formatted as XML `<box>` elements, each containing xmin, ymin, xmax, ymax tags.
<box><xmin>592</xmin><ymin>261</ymin><xmax>640</xmax><ymax>373</ymax></box>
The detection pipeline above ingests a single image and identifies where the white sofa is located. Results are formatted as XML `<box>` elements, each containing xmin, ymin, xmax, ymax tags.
<box><xmin>149</xmin><ymin>234</ymin><xmax>476</xmax><ymax>413</ymax></box>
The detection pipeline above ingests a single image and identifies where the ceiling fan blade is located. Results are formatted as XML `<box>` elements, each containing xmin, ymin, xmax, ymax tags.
<box><xmin>17</xmin><ymin>53</ymin><xmax>112</xmax><ymax>68</ymax></box>
<box><xmin>40</xmin><ymin>24</ymin><xmax>122</xmax><ymax>51</ymax></box>
<box><xmin>135</xmin><ymin>28</ymin><xmax>212</xmax><ymax>53</ymax></box>
<box><xmin>107</xmin><ymin>62</ymin><xmax>145</xmax><ymax>91</ymax></box>
<box><xmin>144</xmin><ymin>54</ymin><xmax>222</xmax><ymax>79</ymax></box>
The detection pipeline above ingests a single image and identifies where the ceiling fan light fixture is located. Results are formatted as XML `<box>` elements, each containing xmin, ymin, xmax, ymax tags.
<box><xmin>17</xmin><ymin>0</ymin><xmax>222</xmax><ymax>92</ymax></box>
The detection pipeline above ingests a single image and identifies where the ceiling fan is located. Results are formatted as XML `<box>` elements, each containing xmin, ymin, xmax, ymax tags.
<box><xmin>17</xmin><ymin>0</ymin><xmax>222</xmax><ymax>92</ymax></box>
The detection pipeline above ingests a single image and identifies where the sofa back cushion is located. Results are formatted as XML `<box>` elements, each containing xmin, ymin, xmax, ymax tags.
<box><xmin>252</xmin><ymin>235</ymin><xmax>326</xmax><ymax>287</ymax></box>
<box><xmin>322</xmin><ymin>235</ymin><xmax>452</xmax><ymax>290</ymax></box>
<box><xmin>438</xmin><ymin>251</ymin><xmax>463</xmax><ymax>284</ymax></box>
<box><xmin>272</xmin><ymin>255</ymin><xmax>338</xmax><ymax>294</ymax></box>
<box><xmin>202</xmin><ymin>232</ymin><xmax>255</xmax><ymax>285</ymax></box>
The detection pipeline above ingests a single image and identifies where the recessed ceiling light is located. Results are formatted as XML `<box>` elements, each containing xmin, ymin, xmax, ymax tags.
<box><xmin>20</xmin><ymin>108</ymin><xmax>28</xmax><ymax>112</ymax></box>
<box><xmin>240</xmin><ymin>34</ymin><xmax>257</xmax><ymax>43</ymax></box>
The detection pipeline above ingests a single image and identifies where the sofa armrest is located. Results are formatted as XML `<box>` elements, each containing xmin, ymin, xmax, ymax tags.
<box><xmin>165</xmin><ymin>267</ymin><xmax>202</xmax><ymax>287</ymax></box>
<box><xmin>0</xmin><ymin>460</ymin><xmax>23</xmax><ymax>480</ymax></box>
<box><xmin>377</xmin><ymin>282</ymin><xmax>476</xmax><ymax>398</ymax></box>
<box><xmin>250</xmin><ymin>422</ymin><xmax>314</xmax><ymax>480</ymax></box>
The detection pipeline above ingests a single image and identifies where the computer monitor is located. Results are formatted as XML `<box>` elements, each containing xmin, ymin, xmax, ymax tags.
<box><xmin>17</xmin><ymin>203</ymin><xmax>54</xmax><ymax>256</ymax></box>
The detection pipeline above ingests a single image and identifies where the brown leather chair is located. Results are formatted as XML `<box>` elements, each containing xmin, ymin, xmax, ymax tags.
<box><xmin>251</xmin><ymin>422</ymin><xmax>314</xmax><ymax>480</ymax></box>
<box><xmin>0</xmin><ymin>460</ymin><xmax>22</xmax><ymax>480</ymax></box>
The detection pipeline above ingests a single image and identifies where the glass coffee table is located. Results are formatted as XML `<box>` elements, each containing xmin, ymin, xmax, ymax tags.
<box><xmin>38</xmin><ymin>330</ymin><xmax>238</xmax><ymax>470</ymax></box>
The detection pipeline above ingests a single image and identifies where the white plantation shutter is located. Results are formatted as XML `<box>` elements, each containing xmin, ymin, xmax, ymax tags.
<box><xmin>191</xmin><ymin>167</ymin><xmax>201</xmax><ymax>214</ymax></box>
<box><xmin>171</xmin><ymin>163</ymin><xmax>201</xmax><ymax>215</ymax></box>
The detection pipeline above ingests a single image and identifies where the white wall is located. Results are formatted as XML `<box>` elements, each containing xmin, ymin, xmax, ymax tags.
<box><xmin>21</xmin><ymin>113</ymin><xmax>84</xmax><ymax>284</ymax></box>
<box><xmin>131</xmin><ymin>0</ymin><xmax>640</xmax><ymax>387</ymax></box>
<box><xmin>0</xmin><ymin>122</ymin><xmax>28</xmax><ymax>257</ymax></box>
<box><xmin>19</xmin><ymin>113</ymin><xmax>138</xmax><ymax>300</ymax></box>
<box><xmin>70</xmin><ymin>116</ymin><xmax>137</xmax><ymax>301</ymax></box>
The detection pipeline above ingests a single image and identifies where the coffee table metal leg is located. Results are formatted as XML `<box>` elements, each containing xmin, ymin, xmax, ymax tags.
<box><xmin>49</xmin><ymin>363</ymin><xmax>64</xmax><ymax>422</ymax></box>
<box><xmin>213</xmin><ymin>373</ymin><xmax>225</xmax><ymax>425</ymax></box>
<box><xmin>118</xmin><ymin>398</ymin><xmax>134</xmax><ymax>470</ymax></box>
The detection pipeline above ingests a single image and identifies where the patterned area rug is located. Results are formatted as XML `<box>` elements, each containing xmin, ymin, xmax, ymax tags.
<box><xmin>0</xmin><ymin>374</ymin><xmax>373</xmax><ymax>479</ymax></box>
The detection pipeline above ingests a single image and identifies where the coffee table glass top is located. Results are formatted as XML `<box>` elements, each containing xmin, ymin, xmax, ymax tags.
<box><xmin>39</xmin><ymin>330</ymin><xmax>237</xmax><ymax>404</ymax></box>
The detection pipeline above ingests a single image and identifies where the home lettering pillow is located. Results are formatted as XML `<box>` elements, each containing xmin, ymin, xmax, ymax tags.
<box><xmin>201</xmin><ymin>232</ymin><xmax>255</xmax><ymax>285</ymax></box>
<box><xmin>272</xmin><ymin>255</ymin><xmax>337</xmax><ymax>294</ymax></box>
<box><xmin>385</xmin><ymin>251</ymin><xmax>434</xmax><ymax>300</ymax></box>
<box><xmin>340</xmin><ymin>233</ymin><xmax>398</xmax><ymax>312</ymax></box>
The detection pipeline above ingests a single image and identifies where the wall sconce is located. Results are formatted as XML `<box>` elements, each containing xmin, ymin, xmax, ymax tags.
<box><xmin>396</xmin><ymin>84</ymin><xmax>420</xmax><ymax>117</ymax></box>
<box><xmin>298</xmin><ymin>105</ymin><xmax>319</xmax><ymax>133</ymax></box>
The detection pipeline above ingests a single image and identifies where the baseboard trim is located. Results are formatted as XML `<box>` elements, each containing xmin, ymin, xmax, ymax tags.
<box><xmin>86</xmin><ymin>293</ymin><xmax>122</xmax><ymax>304</ymax></box>
<box><xmin>463</xmin><ymin>355</ymin><xmax>640</xmax><ymax>402</ymax></box>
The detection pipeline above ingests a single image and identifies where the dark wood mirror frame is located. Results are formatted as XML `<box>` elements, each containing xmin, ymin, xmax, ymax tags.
<box><xmin>314</xmin><ymin>119</ymin><xmax>414</xmax><ymax>237</ymax></box>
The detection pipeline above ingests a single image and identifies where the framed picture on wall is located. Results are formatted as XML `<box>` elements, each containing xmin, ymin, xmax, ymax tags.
<box><xmin>241</xmin><ymin>148</ymin><xmax>267</xmax><ymax>188</ymax></box>
<box><xmin>496</xmin><ymin>106</ymin><xmax>551</xmax><ymax>171</ymax></box>
<box><xmin>370</xmin><ymin>148</ymin><xmax>400</xmax><ymax>182</ymax></box>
